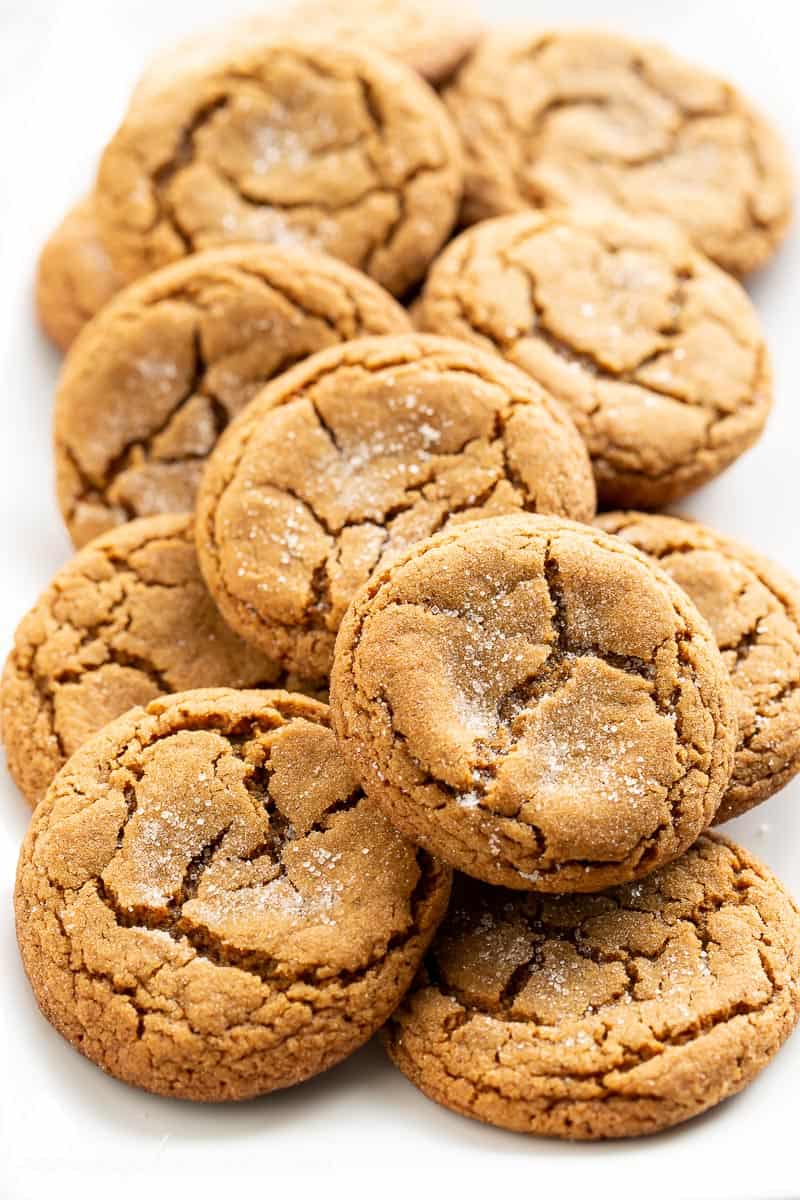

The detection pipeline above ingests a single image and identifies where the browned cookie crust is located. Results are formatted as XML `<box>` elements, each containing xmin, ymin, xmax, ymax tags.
<box><xmin>15</xmin><ymin>688</ymin><xmax>451</xmax><ymax>1101</ymax></box>
<box><xmin>331</xmin><ymin>514</ymin><xmax>737</xmax><ymax>891</ymax></box>
<box><xmin>196</xmin><ymin>334</ymin><xmax>596</xmax><ymax>682</ymax></box>
<box><xmin>36</xmin><ymin>197</ymin><xmax>123</xmax><ymax>352</ymax></box>
<box><xmin>419</xmin><ymin>210</ymin><xmax>772</xmax><ymax>509</ymax></box>
<box><xmin>1</xmin><ymin>515</ymin><xmax>320</xmax><ymax>809</ymax></box>
<box><xmin>133</xmin><ymin>0</ymin><xmax>484</xmax><ymax>98</ymax></box>
<box><xmin>444</xmin><ymin>30</ymin><xmax>792</xmax><ymax>275</ymax></box>
<box><xmin>95</xmin><ymin>39</ymin><xmax>463</xmax><ymax>296</ymax></box>
<box><xmin>384</xmin><ymin>834</ymin><xmax>800</xmax><ymax>1139</ymax></box>
<box><xmin>599</xmin><ymin>512</ymin><xmax>800</xmax><ymax>822</ymax></box>
<box><xmin>53</xmin><ymin>244</ymin><xmax>410</xmax><ymax>548</ymax></box>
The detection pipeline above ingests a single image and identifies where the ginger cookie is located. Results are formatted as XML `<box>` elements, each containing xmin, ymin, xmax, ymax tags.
<box><xmin>444</xmin><ymin>30</ymin><xmax>792</xmax><ymax>275</ymax></box>
<box><xmin>94</xmin><ymin>40</ymin><xmax>463</xmax><ymax>296</ymax></box>
<box><xmin>1</xmin><ymin>514</ymin><xmax>320</xmax><ymax>810</ymax></box>
<box><xmin>15</xmin><ymin>688</ymin><xmax>451</xmax><ymax>1101</ymax></box>
<box><xmin>330</xmin><ymin>513</ymin><xmax>737</xmax><ymax>892</ymax></box>
<box><xmin>418</xmin><ymin>210</ymin><xmax>772</xmax><ymax>509</ymax></box>
<box><xmin>384</xmin><ymin>833</ymin><xmax>800</xmax><ymax>1139</ymax></box>
<box><xmin>36</xmin><ymin>197</ymin><xmax>122</xmax><ymax>352</ymax></box>
<box><xmin>598</xmin><ymin>512</ymin><xmax>800</xmax><ymax>823</ymax></box>
<box><xmin>53</xmin><ymin>244</ymin><xmax>410</xmax><ymax>548</ymax></box>
<box><xmin>196</xmin><ymin>334</ymin><xmax>596</xmax><ymax>682</ymax></box>
<box><xmin>133</xmin><ymin>0</ymin><xmax>484</xmax><ymax>99</ymax></box>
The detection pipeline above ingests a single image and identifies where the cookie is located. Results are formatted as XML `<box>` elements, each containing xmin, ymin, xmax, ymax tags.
<box><xmin>1</xmin><ymin>514</ymin><xmax>320</xmax><ymax>809</ymax></box>
<box><xmin>95</xmin><ymin>39</ymin><xmax>463</xmax><ymax>296</ymax></box>
<box><xmin>330</xmin><ymin>513</ymin><xmax>737</xmax><ymax>892</ymax></box>
<box><xmin>53</xmin><ymin>244</ymin><xmax>410</xmax><ymax>548</ymax></box>
<box><xmin>15</xmin><ymin>688</ymin><xmax>451</xmax><ymax>1100</ymax></box>
<box><xmin>444</xmin><ymin>30</ymin><xmax>792</xmax><ymax>274</ymax></box>
<box><xmin>418</xmin><ymin>210</ymin><xmax>772</xmax><ymax>509</ymax></box>
<box><xmin>35</xmin><ymin>197</ymin><xmax>122</xmax><ymax>352</ymax></box>
<box><xmin>196</xmin><ymin>334</ymin><xmax>596</xmax><ymax>682</ymax></box>
<box><xmin>598</xmin><ymin>512</ymin><xmax>800</xmax><ymax>822</ymax></box>
<box><xmin>384</xmin><ymin>833</ymin><xmax>800</xmax><ymax>1139</ymax></box>
<box><xmin>133</xmin><ymin>0</ymin><xmax>484</xmax><ymax>100</ymax></box>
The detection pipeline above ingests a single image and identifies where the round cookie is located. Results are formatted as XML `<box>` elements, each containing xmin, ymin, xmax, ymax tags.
<box><xmin>133</xmin><ymin>0</ymin><xmax>484</xmax><ymax>100</ymax></box>
<box><xmin>330</xmin><ymin>513</ymin><xmax>737</xmax><ymax>892</ymax></box>
<box><xmin>443</xmin><ymin>30</ymin><xmax>792</xmax><ymax>275</ymax></box>
<box><xmin>36</xmin><ymin>197</ymin><xmax>122</xmax><ymax>352</ymax></box>
<box><xmin>1</xmin><ymin>514</ymin><xmax>320</xmax><ymax>809</ymax></box>
<box><xmin>598</xmin><ymin>512</ymin><xmax>800</xmax><ymax>822</ymax></box>
<box><xmin>53</xmin><ymin>244</ymin><xmax>410</xmax><ymax>548</ymax></box>
<box><xmin>95</xmin><ymin>39</ymin><xmax>463</xmax><ymax>296</ymax></box>
<box><xmin>384</xmin><ymin>833</ymin><xmax>800</xmax><ymax>1139</ymax></box>
<box><xmin>196</xmin><ymin>334</ymin><xmax>596</xmax><ymax>682</ymax></box>
<box><xmin>15</xmin><ymin>688</ymin><xmax>451</xmax><ymax>1101</ymax></box>
<box><xmin>418</xmin><ymin>210</ymin><xmax>772</xmax><ymax>509</ymax></box>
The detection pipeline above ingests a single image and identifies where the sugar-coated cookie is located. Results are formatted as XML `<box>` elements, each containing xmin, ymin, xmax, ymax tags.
<box><xmin>15</xmin><ymin>688</ymin><xmax>451</xmax><ymax>1100</ymax></box>
<box><xmin>95</xmin><ymin>39</ymin><xmax>463</xmax><ymax>296</ymax></box>
<box><xmin>36</xmin><ymin>198</ymin><xmax>122</xmax><ymax>352</ymax></box>
<box><xmin>419</xmin><ymin>210</ymin><xmax>772</xmax><ymax>508</ymax></box>
<box><xmin>331</xmin><ymin>514</ymin><xmax>737</xmax><ymax>891</ymax></box>
<box><xmin>444</xmin><ymin>30</ymin><xmax>792</xmax><ymax>274</ymax></box>
<box><xmin>385</xmin><ymin>834</ymin><xmax>800</xmax><ymax>1139</ymax></box>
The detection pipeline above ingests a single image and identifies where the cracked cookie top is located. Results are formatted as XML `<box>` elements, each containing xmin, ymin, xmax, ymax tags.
<box><xmin>133</xmin><ymin>0</ymin><xmax>484</xmax><ymax>99</ymax></box>
<box><xmin>330</xmin><ymin>514</ymin><xmax>737</xmax><ymax>891</ymax></box>
<box><xmin>14</xmin><ymin>688</ymin><xmax>451</xmax><ymax>1101</ymax></box>
<box><xmin>195</xmin><ymin>334</ymin><xmax>596</xmax><ymax>681</ymax></box>
<box><xmin>36</xmin><ymin>197</ymin><xmax>122</xmax><ymax>353</ymax></box>
<box><xmin>443</xmin><ymin>30</ymin><xmax>792</xmax><ymax>275</ymax></box>
<box><xmin>419</xmin><ymin>209</ymin><xmax>772</xmax><ymax>509</ymax></box>
<box><xmin>94</xmin><ymin>38</ymin><xmax>463</xmax><ymax>296</ymax></box>
<box><xmin>384</xmin><ymin>834</ymin><xmax>800</xmax><ymax>1139</ymax></box>
<box><xmin>599</xmin><ymin>512</ymin><xmax>800</xmax><ymax>822</ymax></box>
<box><xmin>53</xmin><ymin>244</ymin><xmax>410</xmax><ymax>548</ymax></box>
<box><xmin>1</xmin><ymin>515</ymin><xmax>321</xmax><ymax>809</ymax></box>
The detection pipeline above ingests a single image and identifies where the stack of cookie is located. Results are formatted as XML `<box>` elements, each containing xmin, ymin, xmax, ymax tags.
<box><xmin>6</xmin><ymin>2</ymin><xmax>800</xmax><ymax>1142</ymax></box>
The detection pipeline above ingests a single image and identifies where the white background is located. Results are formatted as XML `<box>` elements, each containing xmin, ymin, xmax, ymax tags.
<box><xmin>1</xmin><ymin>2</ymin><xmax>799</xmax><ymax>1198</ymax></box>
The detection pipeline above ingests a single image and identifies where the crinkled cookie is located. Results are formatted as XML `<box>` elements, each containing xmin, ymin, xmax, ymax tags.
<box><xmin>444</xmin><ymin>29</ymin><xmax>792</xmax><ymax>274</ymax></box>
<box><xmin>15</xmin><ymin>688</ymin><xmax>451</xmax><ymax>1100</ymax></box>
<box><xmin>331</xmin><ymin>514</ymin><xmax>737</xmax><ymax>891</ymax></box>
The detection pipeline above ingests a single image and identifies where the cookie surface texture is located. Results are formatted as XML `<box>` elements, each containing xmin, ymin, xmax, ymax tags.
<box><xmin>599</xmin><ymin>511</ymin><xmax>800</xmax><ymax>822</ymax></box>
<box><xmin>36</xmin><ymin>198</ymin><xmax>123</xmax><ymax>352</ymax></box>
<box><xmin>444</xmin><ymin>30</ymin><xmax>792</xmax><ymax>274</ymax></box>
<box><xmin>196</xmin><ymin>334</ymin><xmax>596</xmax><ymax>681</ymax></box>
<box><xmin>384</xmin><ymin>834</ymin><xmax>800</xmax><ymax>1138</ymax></box>
<box><xmin>96</xmin><ymin>40</ymin><xmax>463</xmax><ymax>295</ymax></box>
<box><xmin>419</xmin><ymin>210</ymin><xmax>771</xmax><ymax>508</ymax></box>
<box><xmin>15</xmin><ymin>688</ymin><xmax>451</xmax><ymax>1100</ymax></box>
<box><xmin>331</xmin><ymin>514</ymin><xmax>737</xmax><ymax>891</ymax></box>
<box><xmin>1</xmin><ymin>515</ymin><xmax>318</xmax><ymax>808</ymax></box>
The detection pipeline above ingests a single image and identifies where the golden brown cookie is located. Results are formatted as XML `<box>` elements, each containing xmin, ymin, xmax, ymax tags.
<box><xmin>133</xmin><ymin>0</ymin><xmax>484</xmax><ymax>100</ymax></box>
<box><xmin>53</xmin><ymin>244</ymin><xmax>410</xmax><ymax>548</ymax></box>
<box><xmin>331</xmin><ymin>514</ymin><xmax>737</xmax><ymax>892</ymax></box>
<box><xmin>196</xmin><ymin>334</ymin><xmax>596</xmax><ymax>682</ymax></box>
<box><xmin>419</xmin><ymin>210</ymin><xmax>772</xmax><ymax>508</ymax></box>
<box><xmin>444</xmin><ymin>30</ymin><xmax>792</xmax><ymax>275</ymax></box>
<box><xmin>1</xmin><ymin>515</ymin><xmax>320</xmax><ymax>809</ymax></box>
<box><xmin>95</xmin><ymin>39</ymin><xmax>463</xmax><ymax>296</ymax></box>
<box><xmin>598</xmin><ymin>512</ymin><xmax>800</xmax><ymax>823</ymax></box>
<box><xmin>15</xmin><ymin>687</ymin><xmax>451</xmax><ymax>1101</ymax></box>
<box><xmin>384</xmin><ymin>834</ymin><xmax>800</xmax><ymax>1139</ymax></box>
<box><xmin>35</xmin><ymin>197</ymin><xmax>123</xmax><ymax>352</ymax></box>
